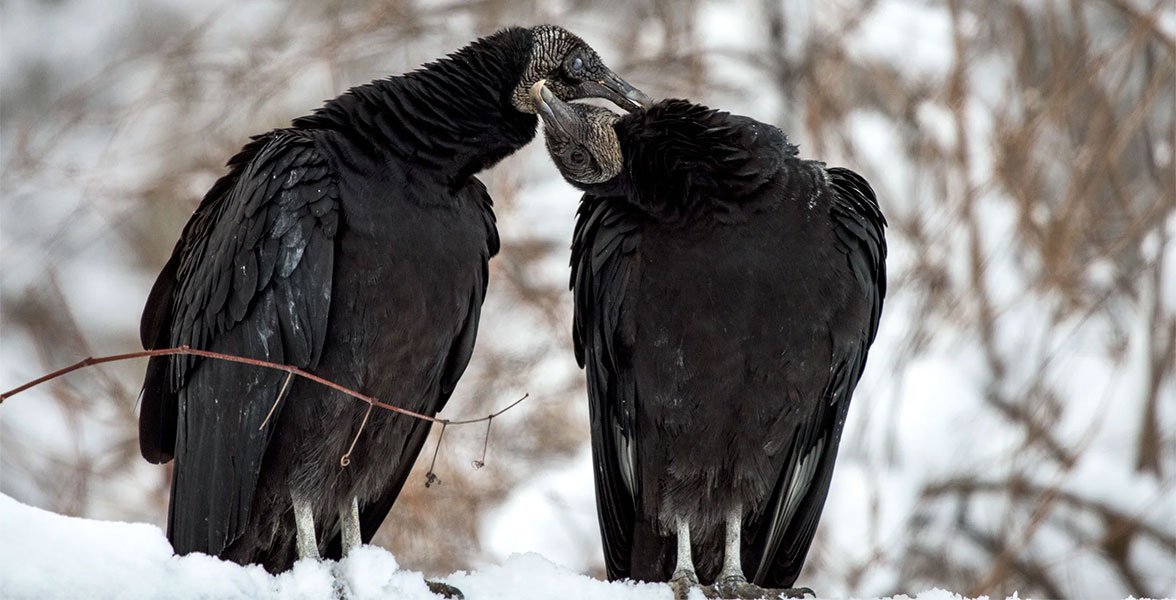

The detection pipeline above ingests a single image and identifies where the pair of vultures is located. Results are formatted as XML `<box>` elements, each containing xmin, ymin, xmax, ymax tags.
<box><xmin>139</xmin><ymin>24</ymin><xmax>886</xmax><ymax>600</ymax></box>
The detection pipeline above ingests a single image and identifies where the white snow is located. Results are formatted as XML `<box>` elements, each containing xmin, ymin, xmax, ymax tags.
<box><xmin>482</xmin><ymin>450</ymin><xmax>602</xmax><ymax>573</ymax></box>
<box><xmin>0</xmin><ymin>492</ymin><xmax>987</xmax><ymax>600</ymax></box>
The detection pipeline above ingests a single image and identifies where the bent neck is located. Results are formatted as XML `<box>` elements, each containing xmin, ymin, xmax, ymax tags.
<box><xmin>614</xmin><ymin>101</ymin><xmax>796</xmax><ymax>221</ymax></box>
<box><xmin>294</xmin><ymin>27</ymin><xmax>538</xmax><ymax>183</ymax></box>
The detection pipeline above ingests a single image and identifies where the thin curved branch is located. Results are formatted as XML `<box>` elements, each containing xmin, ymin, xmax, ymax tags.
<box><xmin>0</xmin><ymin>345</ymin><xmax>528</xmax><ymax>427</ymax></box>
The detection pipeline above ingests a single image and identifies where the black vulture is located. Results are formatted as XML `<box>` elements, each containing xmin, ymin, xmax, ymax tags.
<box><xmin>531</xmin><ymin>83</ymin><xmax>886</xmax><ymax>598</ymax></box>
<box><xmin>137</xmin><ymin>26</ymin><xmax>649</xmax><ymax>575</ymax></box>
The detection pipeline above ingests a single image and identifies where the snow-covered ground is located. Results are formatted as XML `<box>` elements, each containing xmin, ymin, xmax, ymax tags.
<box><xmin>3</xmin><ymin>0</ymin><xmax>1174</xmax><ymax>598</ymax></box>
<box><xmin>0</xmin><ymin>492</ymin><xmax>988</xmax><ymax>600</ymax></box>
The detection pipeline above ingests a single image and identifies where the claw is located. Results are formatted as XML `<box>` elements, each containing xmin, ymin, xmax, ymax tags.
<box><xmin>426</xmin><ymin>580</ymin><xmax>464</xmax><ymax>599</ymax></box>
<box><xmin>701</xmin><ymin>580</ymin><xmax>815</xmax><ymax>599</ymax></box>
<box><xmin>670</xmin><ymin>575</ymin><xmax>699</xmax><ymax>600</ymax></box>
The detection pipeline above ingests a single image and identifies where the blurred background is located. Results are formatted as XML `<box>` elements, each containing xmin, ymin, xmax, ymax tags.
<box><xmin>2</xmin><ymin>0</ymin><xmax>1173</xmax><ymax>597</ymax></box>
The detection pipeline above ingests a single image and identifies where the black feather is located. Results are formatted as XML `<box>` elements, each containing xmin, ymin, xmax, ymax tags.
<box><xmin>139</xmin><ymin>27</ymin><xmax>538</xmax><ymax>573</ymax></box>
<box><xmin>567</xmin><ymin>100</ymin><xmax>887</xmax><ymax>586</ymax></box>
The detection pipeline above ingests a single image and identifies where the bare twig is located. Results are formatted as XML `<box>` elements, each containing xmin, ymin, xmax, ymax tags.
<box><xmin>259</xmin><ymin>371</ymin><xmax>295</xmax><ymax>431</ymax></box>
<box><xmin>0</xmin><ymin>346</ymin><xmax>528</xmax><ymax>428</ymax></box>
<box><xmin>424</xmin><ymin>421</ymin><xmax>448</xmax><ymax>488</ymax></box>
<box><xmin>340</xmin><ymin>403</ymin><xmax>374</xmax><ymax>468</ymax></box>
<box><xmin>472</xmin><ymin>418</ymin><xmax>492</xmax><ymax>470</ymax></box>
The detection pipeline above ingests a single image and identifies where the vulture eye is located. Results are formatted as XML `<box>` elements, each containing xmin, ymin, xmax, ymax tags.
<box><xmin>570</xmin><ymin>57</ymin><xmax>584</xmax><ymax>74</ymax></box>
<box><xmin>568</xmin><ymin>148</ymin><xmax>589</xmax><ymax>167</ymax></box>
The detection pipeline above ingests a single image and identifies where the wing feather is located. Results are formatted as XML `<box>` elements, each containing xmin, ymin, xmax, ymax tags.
<box><xmin>138</xmin><ymin>130</ymin><xmax>340</xmax><ymax>556</ymax></box>
<box><xmin>750</xmin><ymin>166</ymin><xmax>886</xmax><ymax>587</ymax></box>
<box><xmin>571</xmin><ymin>194</ymin><xmax>643</xmax><ymax>580</ymax></box>
<box><xmin>320</xmin><ymin>176</ymin><xmax>499</xmax><ymax>558</ymax></box>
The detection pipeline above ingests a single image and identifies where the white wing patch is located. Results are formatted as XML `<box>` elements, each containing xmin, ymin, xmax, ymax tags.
<box><xmin>754</xmin><ymin>435</ymin><xmax>826</xmax><ymax>581</ymax></box>
<box><xmin>615</xmin><ymin>423</ymin><xmax>637</xmax><ymax>496</ymax></box>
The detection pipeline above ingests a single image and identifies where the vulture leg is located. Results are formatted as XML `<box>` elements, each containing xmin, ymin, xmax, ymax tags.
<box><xmin>670</xmin><ymin>519</ymin><xmax>699</xmax><ymax>599</ymax></box>
<box><xmin>292</xmin><ymin>494</ymin><xmax>321</xmax><ymax>561</ymax></box>
<box><xmin>708</xmin><ymin>505</ymin><xmax>815</xmax><ymax>599</ymax></box>
<box><xmin>709</xmin><ymin>505</ymin><xmax>761</xmax><ymax>598</ymax></box>
<box><xmin>340</xmin><ymin>496</ymin><xmax>361</xmax><ymax>555</ymax></box>
<box><xmin>716</xmin><ymin>505</ymin><xmax>746</xmax><ymax>589</ymax></box>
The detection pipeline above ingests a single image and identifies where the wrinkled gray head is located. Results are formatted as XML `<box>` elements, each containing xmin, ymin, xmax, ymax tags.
<box><xmin>530</xmin><ymin>80</ymin><xmax>623</xmax><ymax>185</ymax></box>
<box><xmin>511</xmin><ymin>25</ymin><xmax>651</xmax><ymax>114</ymax></box>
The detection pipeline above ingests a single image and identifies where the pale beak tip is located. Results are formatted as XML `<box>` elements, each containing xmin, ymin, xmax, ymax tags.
<box><xmin>627</xmin><ymin>88</ymin><xmax>653</xmax><ymax>110</ymax></box>
<box><xmin>529</xmin><ymin>79</ymin><xmax>548</xmax><ymax>103</ymax></box>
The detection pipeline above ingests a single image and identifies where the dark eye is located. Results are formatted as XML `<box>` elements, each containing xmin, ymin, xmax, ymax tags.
<box><xmin>568</xmin><ymin>148</ymin><xmax>588</xmax><ymax>166</ymax></box>
<box><xmin>570</xmin><ymin>56</ymin><xmax>584</xmax><ymax>74</ymax></box>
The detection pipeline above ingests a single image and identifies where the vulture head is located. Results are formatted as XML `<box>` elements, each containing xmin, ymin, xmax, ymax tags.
<box><xmin>534</xmin><ymin>81</ymin><xmax>792</xmax><ymax>220</ymax></box>
<box><xmin>512</xmin><ymin>25</ymin><xmax>651</xmax><ymax>114</ymax></box>
<box><xmin>530</xmin><ymin>80</ymin><xmax>625</xmax><ymax>185</ymax></box>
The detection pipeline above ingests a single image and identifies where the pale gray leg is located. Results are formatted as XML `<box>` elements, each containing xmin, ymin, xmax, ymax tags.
<box><xmin>717</xmin><ymin>504</ymin><xmax>746</xmax><ymax>585</ymax></box>
<box><xmin>341</xmin><ymin>496</ymin><xmax>362</xmax><ymax>556</ymax></box>
<box><xmin>709</xmin><ymin>503</ymin><xmax>815</xmax><ymax>598</ymax></box>
<box><xmin>292</xmin><ymin>494</ymin><xmax>320</xmax><ymax>560</ymax></box>
<box><xmin>669</xmin><ymin>518</ymin><xmax>699</xmax><ymax>599</ymax></box>
<box><xmin>671</xmin><ymin>518</ymin><xmax>698</xmax><ymax>583</ymax></box>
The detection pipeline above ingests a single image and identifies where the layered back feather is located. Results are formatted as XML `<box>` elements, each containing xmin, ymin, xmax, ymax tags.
<box><xmin>612</xmin><ymin>99</ymin><xmax>796</xmax><ymax>222</ymax></box>
<box><xmin>293</xmin><ymin>26</ymin><xmax>538</xmax><ymax>182</ymax></box>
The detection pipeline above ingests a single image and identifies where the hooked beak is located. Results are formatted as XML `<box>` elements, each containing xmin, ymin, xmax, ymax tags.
<box><xmin>579</xmin><ymin>69</ymin><xmax>652</xmax><ymax>112</ymax></box>
<box><xmin>530</xmin><ymin>80</ymin><xmax>578</xmax><ymax>135</ymax></box>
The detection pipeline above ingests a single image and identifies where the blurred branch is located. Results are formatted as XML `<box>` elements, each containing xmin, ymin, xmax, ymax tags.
<box><xmin>1098</xmin><ymin>0</ymin><xmax>1176</xmax><ymax>52</ymax></box>
<box><xmin>927</xmin><ymin>475</ymin><xmax>1176</xmax><ymax>553</ymax></box>
<box><xmin>1138</xmin><ymin>230</ymin><xmax>1174</xmax><ymax>478</ymax></box>
<box><xmin>958</xmin><ymin>520</ymin><xmax>1065</xmax><ymax>599</ymax></box>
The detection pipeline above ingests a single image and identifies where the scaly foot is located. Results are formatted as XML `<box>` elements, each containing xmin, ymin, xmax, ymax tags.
<box><xmin>703</xmin><ymin>576</ymin><xmax>815</xmax><ymax>599</ymax></box>
<box><xmin>670</xmin><ymin>569</ymin><xmax>701</xmax><ymax>600</ymax></box>
<box><xmin>426</xmin><ymin>580</ymin><xmax>464</xmax><ymax>599</ymax></box>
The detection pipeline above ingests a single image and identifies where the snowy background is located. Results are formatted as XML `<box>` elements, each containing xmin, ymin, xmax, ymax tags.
<box><xmin>2</xmin><ymin>0</ymin><xmax>1174</xmax><ymax>598</ymax></box>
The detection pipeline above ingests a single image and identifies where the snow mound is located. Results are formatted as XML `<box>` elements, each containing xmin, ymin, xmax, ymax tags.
<box><xmin>0</xmin><ymin>493</ymin><xmax>984</xmax><ymax>600</ymax></box>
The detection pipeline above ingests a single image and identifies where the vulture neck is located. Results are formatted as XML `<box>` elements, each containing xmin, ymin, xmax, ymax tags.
<box><xmin>617</xmin><ymin>101</ymin><xmax>797</xmax><ymax>223</ymax></box>
<box><xmin>295</xmin><ymin>27</ymin><xmax>538</xmax><ymax>184</ymax></box>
